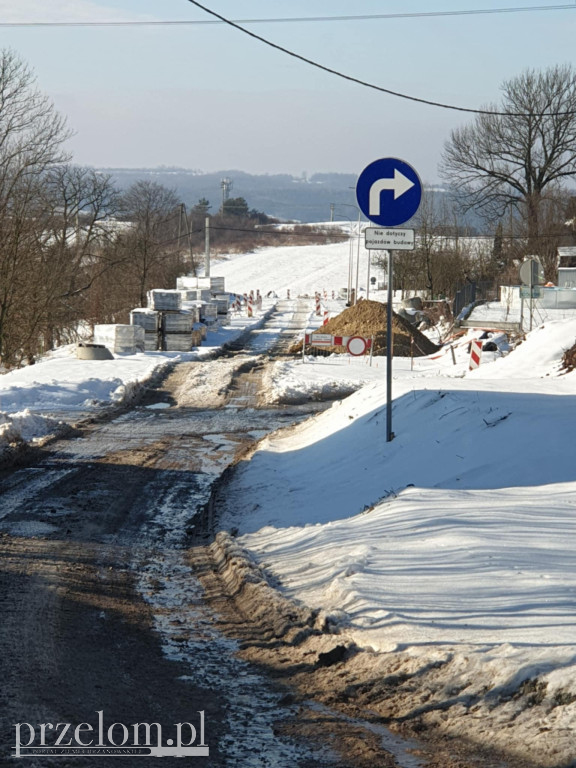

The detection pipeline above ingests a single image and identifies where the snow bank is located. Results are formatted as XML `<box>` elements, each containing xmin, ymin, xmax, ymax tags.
<box><xmin>470</xmin><ymin>317</ymin><xmax>576</xmax><ymax>379</ymax></box>
<box><xmin>219</xmin><ymin>317</ymin><xmax>576</xmax><ymax>764</ymax></box>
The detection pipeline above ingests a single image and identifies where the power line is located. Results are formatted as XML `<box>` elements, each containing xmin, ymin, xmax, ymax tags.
<box><xmin>185</xmin><ymin>0</ymin><xmax>576</xmax><ymax>118</ymax></box>
<box><xmin>2</xmin><ymin>5</ymin><xmax>576</xmax><ymax>27</ymax></box>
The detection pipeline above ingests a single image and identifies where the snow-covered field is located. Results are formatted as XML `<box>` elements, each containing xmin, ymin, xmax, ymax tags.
<box><xmin>3</xmin><ymin>238</ymin><xmax>576</xmax><ymax>762</ymax></box>
<box><xmin>211</xmin><ymin>239</ymin><xmax>378</xmax><ymax>298</ymax></box>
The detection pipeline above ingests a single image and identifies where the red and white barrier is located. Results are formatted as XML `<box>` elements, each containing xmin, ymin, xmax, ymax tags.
<box><xmin>247</xmin><ymin>294</ymin><xmax>254</xmax><ymax>317</ymax></box>
<box><xmin>315</xmin><ymin>293</ymin><xmax>322</xmax><ymax>316</ymax></box>
<box><xmin>323</xmin><ymin>310</ymin><xmax>329</xmax><ymax>326</ymax></box>
<box><xmin>305</xmin><ymin>333</ymin><xmax>372</xmax><ymax>355</ymax></box>
<box><xmin>469</xmin><ymin>339</ymin><xmax>482</xmax><ymax>370</ymax></box>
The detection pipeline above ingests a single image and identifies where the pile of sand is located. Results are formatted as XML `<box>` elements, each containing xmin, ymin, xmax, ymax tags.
<box><xmin>561</xmin><ymin>340</ymin><xmax>576</xmax><ymax>372</ymax></box>
<box><xmin>298</xmin><ymin>300</ymin><xmax>440</xmax><ymax>357</ymax></box>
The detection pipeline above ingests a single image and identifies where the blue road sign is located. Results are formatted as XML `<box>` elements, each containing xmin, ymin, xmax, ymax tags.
<box><xmin>356</xmin><ymin>158</ymin><xmax>422</xmax><ymax>227</ymax></box>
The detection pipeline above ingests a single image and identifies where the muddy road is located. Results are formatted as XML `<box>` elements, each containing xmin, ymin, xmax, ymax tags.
<box><xmin>0</xmin><ymin>301</ymin><xmax>416</xmax><ymax>768</ymax></box>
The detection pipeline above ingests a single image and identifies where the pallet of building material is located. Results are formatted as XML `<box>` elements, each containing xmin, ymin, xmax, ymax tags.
<box><xmin>179</xmin><ymin>288</ymin><xmax>211</xmax><ymax>302</ymax></box>
<box><xmin>147</xmin><ymin>289</ymin><xmax>182</xmax><ymax>311</ymax></box>
<box><xmin>180</xmin><ymin>303</ymin><xmax>201</xmax><ymax>323</ymax></box>
<box><xmin>93</xmin><ymin>324</ymin><xmax>145</xmax><ymax>354</ymax></box>
<box><xmin>130</xmin><ymin>308</ymin><xmax>159</xmax><ymax>332</ymax></box>
<box><xmin>199</xmin><ymin>303</ymin><xmax>218</xmax><ymax>323</ymax></box>
<box><xmin>210</xmin><ymin>276</ymin><xmax>225</xmax><ymax>292</ymax></box>
<box><xmin>162</xmin><ymin>312</ymin><xmax>194</xmax><ymax>333</ymax></box>
<box><xmin>163</xmin><ymin>333</ymin><xmax>193</xmax><ymax>352</ymax></box>
<box><xmin>212</xmin><ymin>294</ymin><xmax>231</xmax><ymax>315</ymax></box>
<box><xmin>176</xmin><ymin>276</ymin><xmax>198</xmax><ymax>290</ymax></box>
<box><xmin>178</xmin><ymin>289</ymin><xmax>198</xmax><ymax>302</ymax></box>
<box><xmin>144</xmin><ymin>333</ymin><xmax>159</xmax><ymax>352</ymax></box>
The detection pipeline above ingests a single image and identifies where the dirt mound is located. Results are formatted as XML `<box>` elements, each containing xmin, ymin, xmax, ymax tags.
<box><xmin>561</xmin><ymin>340</ymin><xmax>576</xmax><ymax>372</ymax></box>
<box><xmin>298</xmin><ymin>300</ymin><xmax>440</xmax><ymax>357</ymax></box>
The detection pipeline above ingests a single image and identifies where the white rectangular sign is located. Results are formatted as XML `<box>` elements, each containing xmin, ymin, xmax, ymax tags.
<box><xmin>365</xmin><ymin>227</ymin><xmax>415</xmax><ymax>250</ymax></box>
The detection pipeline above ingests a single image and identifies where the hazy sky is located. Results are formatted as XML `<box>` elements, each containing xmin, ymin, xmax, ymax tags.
<box><xmin>1</xmin><ymin>0</ymin><xmax>576</xmax><ymax>183</ymax></box>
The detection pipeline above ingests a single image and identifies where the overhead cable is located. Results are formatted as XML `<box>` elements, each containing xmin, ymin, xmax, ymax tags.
<box><xmin>3</xmin><ymin>5</ymin><xmax>576</xmax><ymax>27</ymax></box>
<box><xmin>185</xmin><ymin>0</ymin><xmax>576</xmax><ymax>118</ymax></box>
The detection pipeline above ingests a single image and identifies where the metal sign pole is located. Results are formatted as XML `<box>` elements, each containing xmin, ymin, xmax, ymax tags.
<box><xmin>356</xmin><ymin>157</ymin><xmax>422</xmax><ymax>443</ymax></box>
<box><xmin>386</xmin><ymin>250</ymin><xmax>394</xmax><ymax>442</ymax></box>
<box><xmin>529</xmin><ymin>262</ymin><xmax>533</xmax><ymax>331</ymax></box>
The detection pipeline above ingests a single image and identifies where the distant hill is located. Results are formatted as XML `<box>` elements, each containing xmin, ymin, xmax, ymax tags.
<box><xmin>100</xmin><ymin>167</ymin><xmax>484</xmax><ymax>230</ymax></box>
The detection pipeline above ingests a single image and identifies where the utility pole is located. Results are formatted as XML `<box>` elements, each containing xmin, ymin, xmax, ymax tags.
<box><xmin>204</xmin><ymin>216</ymin><xmax>210</xmax><ymax>277</ymax></box>
<box><xmin>177</xmin><ymin>202</ymin><xmax>185</xmax><ymax>252</ymax></box>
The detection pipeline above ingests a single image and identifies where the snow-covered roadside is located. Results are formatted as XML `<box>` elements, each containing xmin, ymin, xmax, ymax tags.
<box><xmin>0</xmin><ymin>303</ymin><xmax>275</xmax><ymax>455</ymax></box>
<box><xmin>261</xmin><ymin>326</ymin><xmax>506</xmax><ymax>404</ymax></box>
<box><xmin>219</xmin><ymin>318</ymin><xmax>576</xmax><ymax>766</ymax></box>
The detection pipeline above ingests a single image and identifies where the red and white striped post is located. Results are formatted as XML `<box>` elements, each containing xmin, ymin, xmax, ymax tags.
<box><xmin>469</xmin><ymin>339</ymin><xmax>482</xmax><ymax>370</ymax></box>
<box><xmin>235</xmin><ymin>296</ymin><xmax>241</xmax><ymax>313</ymax></box>
<box><xmin>315</xmin><ymin>293</ymin><xmax>322</xmax><ymax>316</ymax></box>
<box><xmin>247</xmin><ymin>294</ymin><xmax>254</xmax><ymax>317</ymax></box>
<box><xmin>323</xmin><ymin>309</ymin><xmax>329</xmax><ymax>326</ymax></box>
<box><xmin>256</xmin><ymin>289</ymin><xmax>262</xmax><ymax>309</ymax></box>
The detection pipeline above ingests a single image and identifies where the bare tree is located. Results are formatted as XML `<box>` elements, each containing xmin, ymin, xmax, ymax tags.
<box><xmin>374</xmin><ymin>192</ymin><xmax>471</xmax><ymax>300</ymax></box>
<box><xmin>0</xmin><ymin>50</ymin><xmax>70</xmax><ymax>367</ymax></box>
<box><xmin>441</xmin><ymin>65</ymin><xmax>576</xmax><ymax>254</ymax></box>
<box><xmin>20</xmin><ymin>166</ymin><xmax>120</xmax><ymax>355</ymax></box>
<box><xmin>119</xmin><ymin>180</ymin><xmax>181</xmax><ymax>307</ymax></box>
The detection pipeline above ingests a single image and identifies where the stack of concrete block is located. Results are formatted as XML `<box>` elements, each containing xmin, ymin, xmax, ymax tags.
<box><xmin>130</xmin><ymin>309</ymin><xmax>160</xmax><ymax>351</ymax></box>
<box><xmin>212</xmin><ymin>294</ymin><xmax>231</xmax><ymax>315</ymax></box>
<box><xmin>175</xmin><ymin>275</ymin><xmax>225</xmax><ymax>293</ymax></box>
<box><xmin>199</xmin><ymin>303</ymin><xmax>218</xmax><ymax>324</ymax></box>
<box><xmin>210</xmin><ymin>276</ymin><xmax>225</xmax><ymax>293</ymax></box>
<box><xmin>93</xmin><ymin>324</ymin><xmax>145</xmax><ymax>354</ymax></box>
<box><xmin>161</xmin><ymin>310</ymin><xmax>193</xmax><ymax>351</ymax></box>
<box><xmin>163</xmin><ymin>334</ymin><xmax>192</xmax><ymax>352</ymax></box>
<box><xmin>147</xmin><ymin>289</ymin><xmax>182</xmax><ymax>311</ymax></box>
<box><xmin>163</xmin><ymin>312</ymin><xmax>193</xmax><ymax>333</ymax></box>
<box><xmin>178</xmin><ymin>300</ymin><xmax>201</xmax><ymax>323</ymax></box>
<box><xmin>176</xmin><ymin>276</ymin><xmax>198</xmax><ymax>290</ymax></box>
<box><xmin>179</xmin><ymin>288</ymin><xmax>211</xmax><ymax>302</ymax></box>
